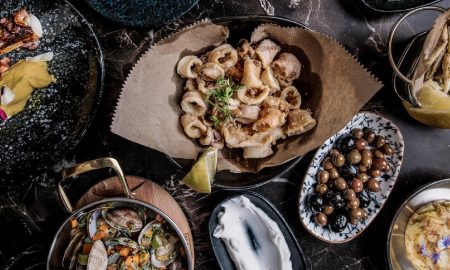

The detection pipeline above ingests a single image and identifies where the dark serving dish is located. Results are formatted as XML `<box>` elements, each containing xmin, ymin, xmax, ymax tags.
<box><xmin>208</xmin><ymin>192</ymin><xmax>308</xmax><ymax>270</ymax></box>
<box><xmin>84</xmin><ymin>0</ymin><xmax>198</xmax><ymax>28</ymax></box>
<box><xmin>168</xmin><ymin>15</ymin><xmax>309</xmax><ymax>189</ymax></box>
<box><xmin>0</xmin><ymin>0</ymin><xmax>104</xmax><ymax>180</ymax></box>
<box><xmin>361</xmin><ymin>0</ymin><xmax>441</xmax><ymax>12</ymax></box>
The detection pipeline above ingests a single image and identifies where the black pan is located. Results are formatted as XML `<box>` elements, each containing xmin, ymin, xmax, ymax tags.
<box><xmin>167</xmin><ymin>15</ymin><xmax>309</xmax><ymax>189</ymax></box>
<box><xmin>0</xmin><ymin>0</ymin><xmax>104</xmax><ymax>180</ymax></box>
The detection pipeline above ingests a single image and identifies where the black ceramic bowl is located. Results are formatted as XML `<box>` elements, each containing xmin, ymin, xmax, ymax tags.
<box><xmin>0</xmin><ymin>0</ymin><xmax>104</xmax><ymax>180</ymax></box>
<box><xmin>168</xmin><ymin>15</ymin><xmax>309</xmax><ymax>190</ymax></box>
<box><xmin>209</xmin><ymin>192</ymin><xmax>308</xmax><ymax>270</ymax></box>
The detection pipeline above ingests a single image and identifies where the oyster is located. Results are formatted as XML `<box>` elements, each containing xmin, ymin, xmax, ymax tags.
<box><xmin>102</xmin><ymin>207</ymin><xmax>143</xmax><ymax>233</ymax></box>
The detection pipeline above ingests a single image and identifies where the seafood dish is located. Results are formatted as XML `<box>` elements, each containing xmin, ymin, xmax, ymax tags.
<box><xmin>62</xmin><ymin>203</ymin><xmax>187</xmax><ymax>270</ymax></box>
<box><xmin>0</xmin><ymin>8</ymin><xmax>43</xmax><ymax>55</ymax></box>
<box><xmin>405</xmin><ymin>200</ymin><xmax>450</xmax><ymax>270</ymax></box>
<box><xmin>176</xmin><ymin>38</ymin><xmax>316</xmax><ymax>159</ymax></box>
<box><xmin>213</xmin><ymin>195</ymin><xmax>292</xmax><ymax>270</ymax></box>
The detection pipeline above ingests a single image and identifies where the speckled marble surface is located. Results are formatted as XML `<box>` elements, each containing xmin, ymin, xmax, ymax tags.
<box><xmin>2</xmin><ymin>0</ymin><xmax>450</xmax><ymax>269</ymax></box>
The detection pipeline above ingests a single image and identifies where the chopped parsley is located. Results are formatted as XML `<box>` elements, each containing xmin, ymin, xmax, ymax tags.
<box><xmin>206</xmin><ymin>78</ymin><xmax>243</xmax><ymax>127</ymax></box>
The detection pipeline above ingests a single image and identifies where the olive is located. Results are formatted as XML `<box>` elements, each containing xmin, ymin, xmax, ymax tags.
<box><xmin>372</xmin><ymin>149</ymin><xmax>385</xmax><ymax>159</ymax></box>
<box><xmin>358</xmin><ymin>165</ymin><xmax>368</xmax><ymax>173</ymax></box>
<box><xmin>357</xmin><ymin>188</ymin><xmax>372</xmax><ymax>208</ymax></box>
<box><xmin>323</xmin><ymin>190</ymin><xmax>334</xmax><ymax>204</ymax></box>
<box><xmin>347</xmin><ymin>150</ymin><xmax>361</xmax><ymax>165</ymax></box>
<box><xmin>372</xmin><ymin>158</ymin><xmax>387</xmax><ymax>171</ymax></box>
<box><xmin>314</xmin><ymin>213</ymin><xmax>328</xmax><ymax>226</ymax></box>
<box><xmin>323</xmin><ymin>157</ymin><xmax>334</xmax><ymax>170</ymax></box>
<box><xmin>330</xmin><ymin>212</ymin><xmax>348</xmax><ymax>232</ymax></box>
<box><xmin>336</xmin><ymin>134</ymin><xmax>355</xmax><ymax>154</ymax></box>
<box><xmin>334</xmin><ymin>177</ymin><xmax>348</xmax><ymax>191</ymax></box>
<box><xmin>317</xmin><ymin>170</ymin><xmax>329</xmax><ymax>184</ymax></box>
<box><xmin>369</xmin><ymin>169</ymin><xmax>381</xmax><ymax>178</ymax></box>
<box><xmin>363</xmin><ymin>129</ymin><xmax>376</xmax><ymax>144</ymax></box>
<box><xmin>381</xmin><ymin>143</ymin><xmax>394</xmax><ymax>155</ymax></box>
<box><xmin>374</xmin><ymin>135</ymin><xmax>385</xmax><ymax>148</ymax></box>
<box><xmin>344</xmin><ymin>189</ymin><xmax>356</xmax><ymax>200</ymax></box>
<box><xmin>383</xmin><ymin>164</ymin><xmax>391</xmax><ymax>172</ymax></box>
<box><xmin>349</xmin><ymin>208</ymin><xmax>365</xmax><ymax>221</ymax></box>
<box><xmin>367</xmin><ymin>178</ymin><xmax>381</xmax><ymax>192</ymax></box>
<box><xmin>357</xmin><ymin>172</ymin><xmax>369</xmax><ymax>183</ymax></box>
<box><xmin>359</xmin><ymin>154</ymin><xmax>372</xmax><ymax>168</ymax></box>
<box><xmin>350</xmin><ymin>178</ymin><xmax>364</xmax><ymax>193</ymax></box>
<box><xmin>332</xmin><ymin>153</ymin><xmax>346</xmax><ymax>167</ymax></box>
<box><xmin>351</xmin><ymin>128</ymin><xmax>364</xmax><ymax>139</ymax></box>
<box><xmin>323</xmin><ymin>205</ymin><xmax>334</xmax><ymax>215</ymax></box>
<box><xmin>330</xmin><ymin>192</ymin><xmax>346</xmax><ymax>209</ymax></box>
<box><xmin>328</xmin><ymin>167</ymin><xmax>340</xmax><ymax>179</ymax></box>
<box><xmin>316</xmin><ymin>183</ymin><xmax>328</xmax><ymax>195</ymax></box>
<box><xmin>308</xmin><ymin>194</ymin><xmax>324</xmax><ymax>213</ymax></box>
<box><xmin>347</xmin><ymin>197</ymin><xmax>360</xmax><ymax>209</ymax></box>
<box><xmin>339</xmin><ymin>163</ymin><xmax>357</xmax><ymax>180</ymax></box>
<box><xmin>349</xmin><ymin>218</ymin><xmax>359</xmax><ymax>225</ymax></box>
<box><xmin>362</xmin><ymin>209</ymin><xmax>369</xmax><ymax>219</ymax></box>
<box><xmin>329</xmin><ymin>148</ymin><xmax>341</xmax><ymax>157</ymax></box>
<box><xmin>354</xmin><ymin>138</ymin><xmax>368</xmax><ymax>151</ymax></box>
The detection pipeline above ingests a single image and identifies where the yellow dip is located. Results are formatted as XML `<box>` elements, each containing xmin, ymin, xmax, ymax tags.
<box><xmin>0</xmin><ymin>60</ymin><xmax>55</xmax><ymax>116</ymax></box>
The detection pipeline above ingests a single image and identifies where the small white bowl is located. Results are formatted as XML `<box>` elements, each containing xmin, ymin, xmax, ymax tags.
<box><xmin>298</xmin><ymin>111</ymin><xmax>405</xmax><ymax>243</ymax></box>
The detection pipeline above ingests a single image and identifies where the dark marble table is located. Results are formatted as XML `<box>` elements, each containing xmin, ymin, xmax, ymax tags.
<box><xmin>2</xmin><ymin>0</ymin><xmax>450</xmax><ymax>269</ymax></box>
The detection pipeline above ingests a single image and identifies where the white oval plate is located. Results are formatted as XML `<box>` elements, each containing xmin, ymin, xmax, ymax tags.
<box><xmin>298</xmin><ymin>111</ymin><xmax>405</xmax><ymax>243</ymax></box>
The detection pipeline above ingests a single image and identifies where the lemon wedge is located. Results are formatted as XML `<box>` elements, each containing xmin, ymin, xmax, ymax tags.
<box><xmin>182</xmin><ymin>148</ymin><xmax>218</xmax><ymax>193</ymax></box>
<box><xmin>404</xmin><ymin>81</ymin><xmax>450</xmax><ymax>128</ymax></box>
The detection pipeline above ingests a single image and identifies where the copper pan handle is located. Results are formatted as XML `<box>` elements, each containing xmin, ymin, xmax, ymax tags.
<box><xmin>58</xmin><ymin>157</ymin><xmax>134</xmax><ymax>213</ymax></box>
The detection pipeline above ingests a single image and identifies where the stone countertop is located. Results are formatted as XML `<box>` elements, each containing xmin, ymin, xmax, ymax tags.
<box><xmin>1</xmin><ymin>0</ymin><xmax>450</xmax><ymax>269</ymax></box>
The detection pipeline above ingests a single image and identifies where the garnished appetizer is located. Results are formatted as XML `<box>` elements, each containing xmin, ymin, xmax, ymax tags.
<box><xmin>0</xmin><ymin>8</ymin><xmax>43</xmax><ymax>55</ymax></box>
<box><xmin>0</xmin><ymin>52</ymin><xmax>55</xmax><ymax>121</ymax></box>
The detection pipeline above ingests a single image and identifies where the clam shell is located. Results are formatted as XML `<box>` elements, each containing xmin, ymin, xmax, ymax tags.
<box><xmin>102</xmin><ymin>207</ymin><xmax>143</xmax><ymax>233</ymax></box>
<box><xmin>87</xmin><ymin>240</ymin><xmax>107</xmax><ymax>270</ymax></box>
<box><xmin>62</xmin><ymin>230</ymin><xmax>84</xmax><ymax>269</ymax></box>
<box><xmin>104</xmin><ymin>237</ymin><xmax>139</xmax><ymax>250</ymax></box>
<box><xmin>137</xmin><ymin>221</ymin><xmax>164</xmax><ymax>247</ymax></box>
<box><xmin>151</xmin><ymin>249</ymin><xmax>177</xmax><ymax>268</ymax></box>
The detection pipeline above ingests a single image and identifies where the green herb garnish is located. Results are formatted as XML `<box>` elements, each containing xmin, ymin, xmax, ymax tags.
<box><xmin>206</xmin><ymin>78</ymin><xmax>243</xmax><ymax>127</ymax></box>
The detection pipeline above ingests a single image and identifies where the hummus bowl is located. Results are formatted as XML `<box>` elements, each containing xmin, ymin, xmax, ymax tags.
<box><xmin>387</xmin><ymin>179</ymin><xmax>450</xmax><ymax>270</ymax></box>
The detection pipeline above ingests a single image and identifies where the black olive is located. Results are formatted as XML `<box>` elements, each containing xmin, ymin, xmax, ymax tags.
<box><xmin>323</xmin><ymin>190</ymin><xmax>334</xmax><ymax>204</ymax></box>
<box><xmin>330</xmin><ymin>212</ymin><xmax>348</xmax><ymax>232</ymax></box>
<box><xmin>336</xmin><ymin>134</ymin><xmax>355</xmax><ymax>154</ymax></box>
<box><xmin>339</xmin><ymin>163</ymin><xmax>357</xmax><ymax>180</ymax></box>
<box><xmin>357</xmin><ymin>188</ymin><xmax>372</xmax><ymax>208</ymax></box>
<box><xmin>330</xmin><ymin>192</ymin><xmax>346</xmax><ymax>209</ymax></box>
<box><xmin>308</xmin><ymin>194</ymin><xmax>324</xmax><ymax>213</ymax></box>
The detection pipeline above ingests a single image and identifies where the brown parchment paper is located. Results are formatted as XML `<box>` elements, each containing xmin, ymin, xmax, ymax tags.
<box><xmin>111</xmin><ymin>21</ymin><xmax>382</xmax><ymax>173</ymax></box>
<box><xmin>412</xmin><ymin>10</ymin><xmax>450</xmax><ymax>95</ymax></box>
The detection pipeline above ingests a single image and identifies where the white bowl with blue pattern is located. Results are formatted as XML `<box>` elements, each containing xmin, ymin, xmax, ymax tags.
<box><xmin>299</xmin><ymin>111</ymin><xmax>405</xmax><ymax>243</ymax></box>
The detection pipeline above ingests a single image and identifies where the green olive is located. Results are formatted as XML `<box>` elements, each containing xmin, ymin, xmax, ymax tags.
<box><xmin>328</xmin><ymin>167</ymin><xmax>339</xmax><ymax>179</ymax></box>
<box><xmin>329</xmin><ymin>148</ymin><xmax>341</xmax><ymax>157</ymax></box>
<box><xmin>315</xmin><ymin>183</ymin><xmax>328</xmax><ymax>195</ymax></box>
<box><xmin>374</xmin><ymin>135</ymin><xmax>385</xmax><ymax>148</ymax></box>
<box><xmin>358</xmin><ymin>172</ymin><xmax>369</xmax><ymax>183</ymax></box>
<box><xmin>372</xmin><ymin>158</ymin><xmax>387</xmax><ymax>170</ymax></box>
<box><xmin>369</xmin><ymin>169</ymin><xmax>381</xmax><ymax>178</ymax></box>
<box><xmin>347</xmin><ymin>197</ymin><xmax>360</xmax><ymax>209</ymax></box>
<box><xmin>317</xmin><ymin>170</ymin><xmax>329</xmax><ymax>184</ymax></box>
<box><xmin>335</xmin><ymin>177</ymin><xmax>347</xmax><ymax>191</ymax></box>
<box><xmin>358</xmin><ymin>165</ymin><xmax>368</xmax><ymax>173</ymax></box>
<box><xmin>350</xmin><ymin>178</ymin><xmax>363</xmax><ymax>193</ymax></box>
<box><xmin>363</xmin><ymin>129</ymin><xmax>376</xmax><ymax>144</ymax></box>
<box><xmin>323</xmin><ymin>157</ymin><xmax>334</xmax><ymax>170</ymax></box>
<box><xmin>351</xmin><ymin>128</ymin><xmax>364</xmax><ymax>139</ymax></box>
<box><xmin>355</xmin><ymin>138</ymin><xmax>368</xmax><ymax>151</ymax></box>
<box><xmin>367</xmin><ymin>178</ymin><xmax>380</xmax><ymax>192</ymax></box>
<box><xmin>345</xmin><ymin>189</ymin><xmax>356</xmax><ymax>200</ymax></box>
<box><xmin>332</xmin><ymin>153</ymin><xmax>346</xmax><ymax>167</ymax></box>
<box><xmin>350</xmin><ymin>208</ymin><xmax>365</xmax><ymax>221</ymax></box>
<box><xmin>314</xmin><ymin>213</ymin><xmax>328</xmax><ymax>226</ymax></box>
<box><xmin>360</xmin><ymin>154</ymin><xmax>372</xmax><ymax>167</ymax></box>
<box><xmin>347</xmin><ymin>150</ymin><xmax>361</xmax><ymax>165</ymax></box>
<box><xmin>381</xmin><ymin>143</ymin><xmax>394</xmax><ymax>155</ymax></box>
<box><xmin>373</xmin><ymin>149</ymin><xmax>385</xmax><ymax>159</ymax></box>
<box><xmin>323</xmin><ymin>205</ymin><xmax>334</xmax><ymax>215</ymax></box>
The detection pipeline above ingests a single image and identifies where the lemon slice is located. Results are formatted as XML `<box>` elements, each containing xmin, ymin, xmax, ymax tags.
<box><xmin>182</xmin><ymin>148</ymin><xmax>218</xmax><ymax>193</ymax></box>
<box><xmin>404</xmin><ymin>82</ymin><xmax>450</xmax><ymax>128</ymax></box>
